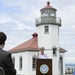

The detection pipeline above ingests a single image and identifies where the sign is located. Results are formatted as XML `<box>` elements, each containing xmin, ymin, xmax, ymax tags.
<box><xmin>36</xmin><ymin>59</ymin><xmax>52</xmax><ymax>75</ymax></box>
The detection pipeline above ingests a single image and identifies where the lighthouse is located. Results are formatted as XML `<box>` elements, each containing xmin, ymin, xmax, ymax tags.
<box><xmin>35</xmin><ymin>1</ymin><xmax>61</xmax><ymax>75</ymax></box>
<box><xmin>9</xmin><ymin>1</ymin><xmax>67</xmax><ymax>75</ymax></box>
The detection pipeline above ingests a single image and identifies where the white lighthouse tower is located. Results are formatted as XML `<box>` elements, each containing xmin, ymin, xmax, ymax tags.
<box><xmin>35</xmin><ymin>1</ymin><xmax>61</xmax><ymax>75</ymax></box>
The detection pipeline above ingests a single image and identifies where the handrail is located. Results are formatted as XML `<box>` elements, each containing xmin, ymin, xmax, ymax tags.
<box><xmin>35</xmin><ymin>16</ymin><xmax>61</xmax><ymax>26</ymax></box>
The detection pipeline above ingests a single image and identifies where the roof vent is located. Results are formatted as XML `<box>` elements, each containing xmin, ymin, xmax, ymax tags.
<box><xmin>32</xmin><ymin>32</ymin><xmax>38</xmax><ymax>38</ymax></box>
<box><xmin>47</xmin><ymin>1</ymin><xmax>50</xmax><ymax>5</ymax></box>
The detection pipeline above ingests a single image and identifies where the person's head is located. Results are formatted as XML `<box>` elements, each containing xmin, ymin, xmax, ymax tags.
<box><xmin>39</xmin><ymin>47</ymin><xmax>45</xmax><ymax>55</ymax></box>
<box><xmin>0</xmin><ymin>32</ymin><xmax>7</xmax><ymax>47</ymax></box>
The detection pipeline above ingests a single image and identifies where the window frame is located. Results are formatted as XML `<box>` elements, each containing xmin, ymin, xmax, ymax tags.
<box><xmin>44</xmin><ymin>26</ymin><xmax>49</xmax><ymax>34</ymax></box>
<box><xmin>32</xmin><ymin>55</ymin><xmax>36</xmax><ymax>70</ymax></box>
<box><xmin>53</xmin><ymin>47</ymin><xmax>57</xmax><ymax>56</ymax></box>
<box><xmin>19</xmin><ymin>56</ymin><xmax>23</xmax><ymax>70</ymax></box>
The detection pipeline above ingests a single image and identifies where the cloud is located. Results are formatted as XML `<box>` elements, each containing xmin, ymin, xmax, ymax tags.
<box><xmin>0</xmin><ymin>14</ymin><xmax>12</xmax><ymax>23</ymax></box>
<box><xmin>59</xmin><ymin>4</ymin><xmax>75</xmax><ymax>48</ymax></box>
<box><xmin>2</xmin><ymin>0</ymin><xmax>28</xmax><ymax>8</ymax></box>
<box><xmin>4</xmin><ymin>28</ymin><xmax>35</xmax><ymax>50</ymax></box>
<box><xmin>65</xmin><ymin>57</ymin><xmax>75</xmax><ymax>64</ymax></box>
<box><xmin>0</xmin><ymin>0</ymin><xmax>75</xmax><ymax>64</ymax></box>
<box><xmin>10</xmin><ymin>20</ymin><xmax>34</xmax><ymax>31</ymax></box>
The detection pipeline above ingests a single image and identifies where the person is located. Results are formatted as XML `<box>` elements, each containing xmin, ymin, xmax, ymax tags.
<box><xmin>0</xmin><ymin>32</ymin><xmax>16</xmax><ymax>75</ymax></box>
<box><xmin>73</xmin><ymin>68</ymin><xmax>75</xmax><ymax>75</ymax></box>
<box><xmin>37</xmin><ymin>47</ymin><xmax>49</xmax><ymax>59</ymax></box>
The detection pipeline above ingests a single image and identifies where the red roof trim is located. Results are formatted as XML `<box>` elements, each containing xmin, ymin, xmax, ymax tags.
<box><xmin>59</xmin><ymin>47</ymin><xmax>67</xmax><ymax>53</ymax></box>
<box><xmin>9</xmin><ymin>33</ymin><xmax>38</xmax><ymax>52</ymax></box>
<box><xmin>9</xmin><ymin>33</ymin><xmax>67</xmax><ymax>53</ymax></box>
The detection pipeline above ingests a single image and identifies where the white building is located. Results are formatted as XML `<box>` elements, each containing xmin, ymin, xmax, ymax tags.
<box><xmin>9</xmin><ymin>2</ymin><xmax>67</xmax><ymax>75</ymax></box>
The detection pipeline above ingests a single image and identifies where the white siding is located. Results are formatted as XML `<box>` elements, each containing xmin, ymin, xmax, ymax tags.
<box><xmin>37</xmin><ymin>24</ymin><xmax>60</xmax><ymax>75</ymax></box>
<box><xmin>60</xmin><ymin>53</ymin><xmax>65</xmax><ymax>74</ymax></box>
<box><xmin>12</xmin><ymin>51</ymin><xmax>38</xmax><ymax>75</ymax></box>
<box><xmin>37</xmin><ymin>24</ymin><xmax>59</xmax><ymax>49</ymax></box>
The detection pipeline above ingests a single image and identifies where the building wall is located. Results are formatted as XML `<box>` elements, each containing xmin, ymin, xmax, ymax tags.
<box><xmin>12</xmin><ymin>51</ymin><xmax>38</xmax><ymax>75</ymax></box>
<box><xmin>37</xmin><ymin>24</ymin><xmax>59</xmax><ymax>49</ymax></box>
<box><xmin>43</xmin><ymin>49</ymin><xmax>60</xmax><ymax>75</ymax></box>
<box><xmin>37</xmin><ymin>24</ymin><xmax>51</xmax><ymax>49</ymax></box>
<box><xmin>59</xmin><ymin>53</ymin><xmax>65</xmax><ymax>74</ymax></box>
<box><xmin>11</xmin><ymin>51</ymin><xmax>65</xmax><ymax>75</ymax></box>
<box><xmin>11</xmin><ymin>22</ymin><xmax>65</xmax><ymax>75</ymax></box>
<box><xmin>37</xmin><ymin>24</ymin><xmax>60</xmax><ymax>75</ymax></box>
<box><xmin>53</xmin><ymin>50</ymin><xmax>60</xmax><ymax>75</ymax></box>
<box><xmin>27</xmin><ymin>51</ymin><xmax>38</xmax><ymax>75</ymax></box>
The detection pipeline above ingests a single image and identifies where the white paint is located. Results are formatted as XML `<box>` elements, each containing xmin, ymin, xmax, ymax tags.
<box><xmin>11</xmin><ymin>6</ymin><xmax>65</xmax><ymax>75</ymax></box>
<box><xmin>12</xmin><ymin>51</ymin><xmax>38</xmax><ymax>75</ymax></box>
<box><xmin>37</xmin><ymin>24</ymin><xmax>59</xmax><ymax>49</ymax></box>
<box><xmin>60</xmin><ymin>53</ymin><xmax>65</xmax><ymax>74</ymax></box>
<box><xmin>11</xmin><ymin>23</ymin><xmax>65</xmax><ymax>75</ymax></box>
<box><xmin>37</xmin><ymin>24</ymin><xmax>60</xmax><ymax>75</ymax></box>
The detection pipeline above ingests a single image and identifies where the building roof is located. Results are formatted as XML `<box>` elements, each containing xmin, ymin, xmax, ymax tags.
<box><xmin>59</xmin><ymin>47</ymin><xmax>67</xmax><ymax>53</ymax></box>
<box><xmin>9</xmin><ymin>32</ymin><xmax>67</xmax><ymax>53</ymax></box>
<box><xmin>9</xmin><ymin>32</ymin><xmax>38</xmax><ymax>52</ymax></box>
<box><xmin>40</xmin><ymin>1</ymin><xmax>56</xmax><ymax>11</ymax></box>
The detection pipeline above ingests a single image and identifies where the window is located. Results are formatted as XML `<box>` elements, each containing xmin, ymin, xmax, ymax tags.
<box><xmin>51</xmin><ymin>13</ymin><xmax>54</xmax><ymax>16</ymax></box>
<box><xmin>19</xmin><ymin>56</ymin><xmax>22</xmax><ymax>70</ymax></box>
<box><xmin>44</xmin><ymin>26</ymin><xmax>49</xmax><ymax>33</ymax></box>
<box><xmin>60</xmin><ymin>57</ymin><xmax>63</xmax><ymax>74</ymax></box>
<box><xmin>32</xmin><ymin>55</ymin><xmax>36</xmax><ymax>69</ymax></box>
<box><xmin>12</xmin><ymin>57</ymin><xmax>15</xmax><ymax>66</ymax></box>
<box><xmin>53</xmin><ymin>46</ymin><xmax>57</xmax><ymax>56</ymax></box>
<box><xmin>58</xmin><ymin>27</ymin><xmax>59</xmax><ymax>35</ymax></box>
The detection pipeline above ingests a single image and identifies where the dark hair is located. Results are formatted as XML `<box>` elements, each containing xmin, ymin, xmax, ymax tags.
<box><xmin>0</xmin><ymin>32</ymin><xmax>7</xmax><ymax>45</ymax></box>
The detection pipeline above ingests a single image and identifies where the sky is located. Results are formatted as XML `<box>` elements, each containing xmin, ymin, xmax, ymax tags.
<box><xmin>0</xmin><ymin>0</ymin><xmax>75</xmax><ymax>64</ymax></box>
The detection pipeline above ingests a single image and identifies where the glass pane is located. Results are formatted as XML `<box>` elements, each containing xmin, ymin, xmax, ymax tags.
<box><xmin>45</xmin><ymin>26</ymin><xmax>49</xmax><ymax>33</ymax></box>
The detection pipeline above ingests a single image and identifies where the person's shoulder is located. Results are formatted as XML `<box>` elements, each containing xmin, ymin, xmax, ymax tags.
<box><xmin>3</xmin><ymin>50</ymin><xmax>11</xmax><ymax>55</ymax></box>
<box><xmin>0</xmin><ymin>49</ymin><xmax>11</xmax><ymax>59</ymax></box>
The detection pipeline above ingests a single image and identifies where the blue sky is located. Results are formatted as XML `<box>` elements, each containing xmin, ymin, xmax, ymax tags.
<box><xmin>0</xmin><ymin>0</ymin><xmax>75</xmax><ymax>64</ymax></box>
